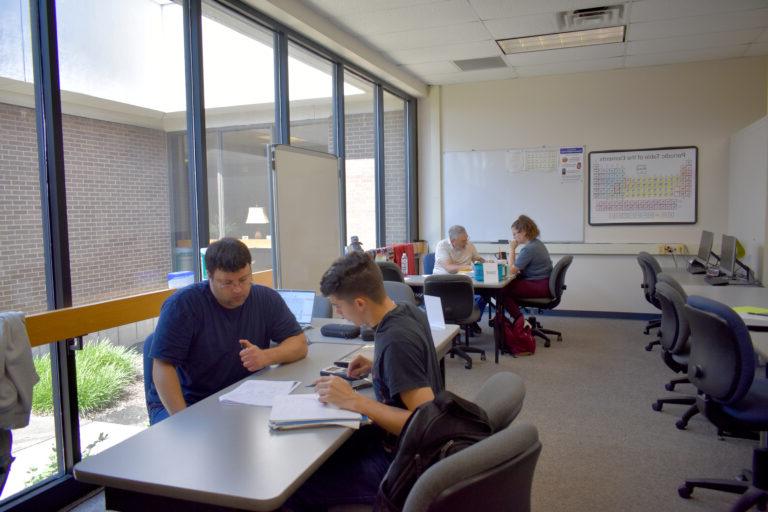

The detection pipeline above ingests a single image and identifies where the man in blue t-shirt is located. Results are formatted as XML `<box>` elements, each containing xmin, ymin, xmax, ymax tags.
<box><xmin>147</xmin><ymin>237</ymin><xmax>308</xmax><ymax>424</ymax></box>
<box><xmin>285</xmin><ymin>252</ymin><xmax>442</xmax><ymax>510</ymax></box>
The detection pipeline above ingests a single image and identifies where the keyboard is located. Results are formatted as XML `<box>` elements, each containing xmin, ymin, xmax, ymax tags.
<box><xmin>705</xmin><ymin>276</ymin><xmax>730</xmax><ymax>286</ymax></box>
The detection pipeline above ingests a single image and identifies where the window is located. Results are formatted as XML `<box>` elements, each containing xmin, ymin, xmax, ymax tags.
<box><xmin>288</xmin><ymin>42</ymin><xmax>334</xmax><ymax>153</ymax></box>
<box><xmin>343</xmin><ymin>72</ymin><xmax>376</xmax><ymax>252</ymax></box>
<box><xmin>383</xmin><ymin>91</ymin><xmax>407</xmax><ymax>244</ymax></box>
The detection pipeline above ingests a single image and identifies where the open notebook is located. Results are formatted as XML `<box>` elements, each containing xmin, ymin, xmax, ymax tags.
<box><xmin>269</xmin><ymin>394</ymin><xmax>362</xmax><ymax>430</ymax></box>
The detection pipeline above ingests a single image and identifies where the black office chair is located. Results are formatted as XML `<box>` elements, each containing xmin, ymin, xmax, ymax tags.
<box><xmin>423</xmin><ymin>252</ymin><xmax>435</xmax><ymax>275</ymax></box>
<box><xmin>637</xmin><ymin>251</ymin><xmax>663</xmax><ymax>347</ymax></box>
<box><xmin>384</xmin><ymin>281</ymin><xmax>417</xmax><ymax>306</ymax></box>
<box><xmin>424</xmin><ymin>274</ymin><xmax>485</xmax><ymax>369</ymax></box>
<box><xmin>377</xmin><ymin>261</ymin><xmax>405</xmax><ymax>282</ymax></box>
<box><xmin>516</xmin><ymin>255</ymin><xmax>573</xmax><ymax>348</ymax></box>
<box><xmin>650</xmin><ymin>276</ymin><xmax>699</xmax><ymax>429</ymax></box>
<box><xmin>677</xmin><ymin>295</ymin><xmax>768</xmax><ymax>510</ymax></box>
<box><xmin>312</xmin><ymin>295</ymin><xmax>332</xmax><ymax>318</ymax></box>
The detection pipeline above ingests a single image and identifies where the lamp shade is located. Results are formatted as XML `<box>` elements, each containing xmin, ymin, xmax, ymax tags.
<box><xmin>246</xmin><ymin>207</ymin><xmax>269</xmax><ymax>224</ymax></box>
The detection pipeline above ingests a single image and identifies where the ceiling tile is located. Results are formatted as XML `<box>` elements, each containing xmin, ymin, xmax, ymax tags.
<box><xmin>745</xmin><ymin>41</ymin><xmax>768</xmax><ymax>55</ymax></box>
<box><xmin>388</xmin><ymin>40</ymin><xmax>502</xmax><ymax>65</ymax></box>
<box><xmin>624</xmin><ymin>45</ymin><xmax>748</xmax><ymax>67</ymax></box>
<box><xmin>324</xmin><ymin>0</ymin><xmax>478</xmax><ymax>36</ymax></box>
<box><xmin>304</xmin><ymin>0</ymin><xmax>450</xmax><ymax>17</ymax></box>
<box><xmin>483</xmin><ymin>12</ymin><xmax>561</xmax><ymax>39</ymax></box>
<box><xmin>627</xmin><ymin>29</ymin><xmax>764</xmax><ymax>54</ymax></box>
<box><xmin>403</xmin><ymin>61</ymin><xmax>462</xmax><ymax>75</ymax></box>
<box><xmin>469</xmin><ymin>0</ymin><xmax>619</xmax><ymax>20</ymax></box>
<box><xmin>366</xmin><ymin>22</ymin><xmax>491</xmax><ymax>51</ymax></box>
<box><xmin>514</xmin><ymin>56</ymin><xmax>624</xmax><ymax>76</ymax></box>
<box><xmin>502</xmin><ymin>42</ymin><xmax>625</xmax><ymax>66</ymax></box>
<box><xmin>627</xmin><ymin>8</ymin><xmax>768</xmax><ymax>41</ymax></box>
<box><xmin>629</xmin><ymin>0</ymin><xmax>768</xmax><ymax>23</ymax></box>
<box><xmin>422</xmin><ymin>66</ymin><xmax>518</xmax><ymax>85</ymax></box>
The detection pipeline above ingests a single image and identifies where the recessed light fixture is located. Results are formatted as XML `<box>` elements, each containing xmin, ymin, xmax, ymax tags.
<box><xmin>496</xmin><ymin>26</ymin><xmax>625</xmax><ymax>54</ymax></box>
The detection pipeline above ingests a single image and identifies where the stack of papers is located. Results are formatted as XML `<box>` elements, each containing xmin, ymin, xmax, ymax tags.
<box><xmin>219</xmin><ymin>380</ymin><xmax>300</xmax><ymax>407</ymax></box>
<box><xmin>269</xmin><ymin>394</ymin><xmax>363</xmax><ymax>431</ymax></box>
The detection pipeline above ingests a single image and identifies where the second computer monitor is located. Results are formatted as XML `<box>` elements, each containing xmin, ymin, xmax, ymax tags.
<box><xmin>695</xmin><ymin>230</ymin><xmax>714</xmax><ymax>264</ymax></box>
<box><xmin>718</xmin><ymin>235</ymin><xmax>737</xmax><ymax>278</ymax></box>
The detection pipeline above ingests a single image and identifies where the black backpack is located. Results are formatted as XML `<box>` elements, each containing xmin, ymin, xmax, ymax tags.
<box><xmin>375</xmin><ymin>390</ymin><xmax>494</xmax><ymax>512</ymax></box>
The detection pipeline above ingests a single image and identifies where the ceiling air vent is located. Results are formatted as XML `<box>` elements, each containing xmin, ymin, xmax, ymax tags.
<box><xmin>559</xmin><ymin>5</ymin><xmax>625</xmax><ymax>31</ymax></box>
<box><xmin>452</xmin><ymin>56</ymin><xmax>507</xmax><ymax>72</ymax></box>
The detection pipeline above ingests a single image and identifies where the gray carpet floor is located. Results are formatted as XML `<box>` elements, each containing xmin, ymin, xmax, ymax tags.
<box><xmin>69</xmin><ymin>316</ymin><xmax>760</xmax><ymax>511</ymax></box>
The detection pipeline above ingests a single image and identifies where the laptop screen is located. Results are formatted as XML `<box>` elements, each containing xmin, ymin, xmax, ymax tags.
<box><xmin>696</xmin><ymin>230</ymin><xmax>714</xmax><ymax>262</ymax></box>
<box><xmin>277</xmin><ymin>290</ymin><xmax>315</xmax><ymax>324</ymax></box>
<box><xmin>719</xmin><ymin>235</ymin><xmax>737</xmax><ymax>278</ymax></box>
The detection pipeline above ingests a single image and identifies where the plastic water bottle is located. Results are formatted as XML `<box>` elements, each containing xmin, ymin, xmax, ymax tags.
<box><xmin>401</xmin><ymin>252</ymin><xmax>409</xmax><ymax>276</ymax></box>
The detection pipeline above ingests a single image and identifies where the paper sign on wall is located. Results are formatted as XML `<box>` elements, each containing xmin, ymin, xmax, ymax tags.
<box><xmin>483</xmin><ymin>263</ymin><xmax>499</xmax><ymax>284</ymax></box>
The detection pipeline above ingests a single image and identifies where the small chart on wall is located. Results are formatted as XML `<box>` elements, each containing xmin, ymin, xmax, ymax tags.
<box><xmin>588</xmin><ymin>146</ymin><xmax>697</xmax><ymax>225</ymax></box>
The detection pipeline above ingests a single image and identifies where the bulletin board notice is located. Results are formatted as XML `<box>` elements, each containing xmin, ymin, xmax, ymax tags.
<box><xmin>588</xmin><ymin>146</ymin><xmax>697</xmax><ymax>225</ymax></box>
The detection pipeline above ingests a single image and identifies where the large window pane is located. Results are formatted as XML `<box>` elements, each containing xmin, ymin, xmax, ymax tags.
<box><xmin>343</xmin><ymin>72</ymin><xmax>376</xmax><ymax>251</ymax></box>
<box><xmin>383</xmin><ymin>91</ymin><xmax>407</xmax><ymax>244</ymax></box>
<box><xmin>288</xmin><ymin>42</ymin><xmax>334</xmax><ymax>153</ymax></box>
<box><xmin>54</xmin><ymin>0</ymin><xmax>190</xmax><ymax>466</ymax></box>
<box><xmin>0</xmin><ymin>0</ymin><xmax>60</xmax><ymax>500</ymax></box>
<box><xmin>203</xmin><ymin>3</ymin><xmax>275</xmax><ymax>272</ymax></box>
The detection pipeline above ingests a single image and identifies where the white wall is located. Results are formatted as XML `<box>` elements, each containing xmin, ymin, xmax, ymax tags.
<box><xmin>420</xmin><ymin>57</ymin><xmax>768</xmax><ymax>313</ymax></box>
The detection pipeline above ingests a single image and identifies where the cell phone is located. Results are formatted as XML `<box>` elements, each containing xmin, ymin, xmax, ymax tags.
<box><xmin>332</xmin><ymin>360</ymin><xmax>350</xmax><ymax>368</ymax></box>
<box><xmin>320</xmin><ymin>365</ymin><xmax>356</xmax><ymax>381</ymax></box>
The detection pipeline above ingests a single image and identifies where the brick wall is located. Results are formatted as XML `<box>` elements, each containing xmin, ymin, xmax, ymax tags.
<box><xmin>0</xmin><ymin>102</ymin><xmax>171</xmax><ymax>313</ymax></box>
<box><xmin>383</xmin><ymin>109</ymin><xmax>406</xmax><ymax>244</ymax></box>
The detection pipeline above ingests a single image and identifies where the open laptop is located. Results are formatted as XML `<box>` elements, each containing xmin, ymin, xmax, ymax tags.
<box><xmin>692</xmin><ymin>230</ymin><xmax>714</xmax><ymax>266</ymax></box>
<box><xmin>277</xmin><ymin>289</ymin><xmax>316</xmax><ymax>329</ymax></box>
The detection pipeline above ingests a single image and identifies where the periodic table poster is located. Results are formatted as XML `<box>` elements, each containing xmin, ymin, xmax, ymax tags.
<box><xmin>588</xmin><ymin>147</ymin><xmax>697</xmax><ymax>225</ymax></box>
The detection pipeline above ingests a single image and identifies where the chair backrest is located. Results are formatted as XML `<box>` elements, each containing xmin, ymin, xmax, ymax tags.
<box><xmin>384</xmin><ymin>281</ymin><xmax>417</xmax><ymax>306</ymax></box>
<box><xmin>423</xmin><ymin>252</ymin><xmax>436</xmax><ymax>275</ymax></box>
<box><xmin>423</xmin><ymin>274</ymin><xmax>475</xmax><ymax>322</ymax></box>
<box><xmin>547</xmin><ymin>255</ymin><xmax>573</xmax><ymax>305</ymax></box>
<box><xmin>473</xmin><ymin>372</ymin><xmax>526</xmax><ymax>432</ymax></box>
<box><xmin>142</xmin><ymin>333</ymin><xmax>154</xmax><ymax>406</ymax></box>
<box><xmin>684</xmin><ymin>295</ymin><xmax>756</xmax><ymax>404</ymax></box>
<box><xmin>377</xmin><ymin>261</ymin><xmax>405</xmax><ymax>282</ymax></box>
<box><xmin>636</xmin><ymin>252</ymin><xmax>662</xmax><ymax>308</ymax></box>
<box><xmin>654</xmin><ymin>280</ymin><xmax>689</xmax><ymax>354</ymax></box>
<box><xmin>403</xmin><ymin>422</ymin><xmax>541</xmax><ymax>512</ymax></box>
<box><xmin>312</xmin><ymin>295</ymin><xmax>332</xmax><ymax>318</ymax></box>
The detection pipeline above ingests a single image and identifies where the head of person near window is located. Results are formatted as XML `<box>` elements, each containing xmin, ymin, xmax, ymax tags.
<box><xmin>147</xmin><ymin>237</ymin><xmax>308</xmax><ymax>425</ymax></box>
<box><xmin>433</xmin><ymin>224</ymin><xmax>485</xmax><ymax>275</ymax></box>
<box><xmin>285</xmin><ymin>252</ymin><xmax>443</xmax><ymax>511</ymax></box>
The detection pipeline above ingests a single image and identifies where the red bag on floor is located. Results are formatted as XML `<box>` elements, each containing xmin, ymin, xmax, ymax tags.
<box><xmin>501</xmin><ymin>314</ymin><xmax>536</xmax><ymax>356</ymax></box>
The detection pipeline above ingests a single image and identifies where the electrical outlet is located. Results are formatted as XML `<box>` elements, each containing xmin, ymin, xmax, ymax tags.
<box><xmin>657</xmin><ymin>244</ymin><xmax>671</xmax><ymax>255</ymax></box>
<box><xmin>672</xmin><ymin>244</ymin><xmax>687</xmax><ymax>254</ymax></box>
<box><xmin>657</xmin><ymin>244</ymin><xmax>688</xmax><ymax>255</ymax></box>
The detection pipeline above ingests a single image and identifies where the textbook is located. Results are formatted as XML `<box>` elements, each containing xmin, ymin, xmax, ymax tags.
<box><xmin>219</xmin><ymin>380</ymin><xmax>300</xmax><ymax>407</ymax></box>
<box><xmin>269</xmin><ymin>394</ymin><xmax>362</xmax><ymax>430</ymax></box>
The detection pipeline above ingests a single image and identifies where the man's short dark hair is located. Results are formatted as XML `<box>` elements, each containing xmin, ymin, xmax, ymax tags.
<box><xmin>205</xmin><ymin>238</ymin><xmax>252</xmax><ymax>277</ymax></box>
<box><xmin>320</xmin><ymin>252</ymin><xmax>386</xmax><ymax>303</ymax></box>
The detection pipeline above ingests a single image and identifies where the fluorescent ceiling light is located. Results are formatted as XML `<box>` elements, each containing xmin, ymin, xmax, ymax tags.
<box><xmin>497</xmin><ymin>26</ymin><xmax>625</xmax><ymax>54</ymax></box>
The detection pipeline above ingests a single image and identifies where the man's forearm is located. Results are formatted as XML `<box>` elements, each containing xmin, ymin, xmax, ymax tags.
<box><xmin>266</xmin><ymin>334</ymin><xmax>308</xmax><ymax>365</ymax></box>
<box><xmin>152</xmin><ymin>360</ymin><xmax>187</xmax><ymax>415</ymax></box>
<box><xmin>351</xmin><ymin>394</ymin><xmax>412</xmax><ymax>435</ymax></box>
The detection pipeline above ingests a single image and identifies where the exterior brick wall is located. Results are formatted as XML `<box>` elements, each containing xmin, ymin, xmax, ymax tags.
<box><xmin>0</xmin><ymin>102</ymin><xmax>171</xmax><ymax>314</ymax></box>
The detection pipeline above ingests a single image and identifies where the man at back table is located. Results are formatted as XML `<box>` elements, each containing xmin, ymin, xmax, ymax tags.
<box><xmin>433</xmin><ymin>224</ymin><xmax>485</xmax><ymax>275</ymax></box>
<box><xmin>146</xmin><ymin>237</ymin><xmax>308</xmax><ymax>424</ymax></box>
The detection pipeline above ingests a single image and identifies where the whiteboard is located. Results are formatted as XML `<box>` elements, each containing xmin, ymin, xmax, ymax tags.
<box><xmin>269</xmin><ymin>145</ymin><xmax>342</xmax><ymax>291</ymax></box>
<box><xmin>443</xmin><ymin>148</ymin><xmax>585</xmax><ymax>242</ymax></box>
<box><xmin>588</xmin><ymin>147</ymin><xmax>697</xmax><ymax>225</ymax></box>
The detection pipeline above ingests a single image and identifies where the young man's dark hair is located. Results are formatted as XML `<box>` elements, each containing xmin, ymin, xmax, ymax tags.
<box><xmin>204</xmin><ymin>237</ymin><xmax>252</xmax><ymax>276</ymax></box>
<box><xmin>320</xmin><ymin>251</ymin><xmax>386</xmax><ymax>303</ymax></box>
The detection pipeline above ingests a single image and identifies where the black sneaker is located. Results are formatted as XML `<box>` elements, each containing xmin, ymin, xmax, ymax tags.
<box><xmin>470</xmin><ymin>322</ymin><xmax>482</xmax><ymax>335</ymax></box>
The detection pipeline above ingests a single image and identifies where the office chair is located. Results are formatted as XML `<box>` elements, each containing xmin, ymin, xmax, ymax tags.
<box><xmin>423</xmin><ymin>252</ymin><xmax>436</xmax><ymax>275</ymax></box>
<box><xmin>677</xmin><ymin>296</ymin><xmax>768</xmax><ymax>510</ymax></box>
<box><xmin>424</xmin><ymin>274</ymin><xmax>485</xmax><ymax>369</ymax></box>
<box><xmin>403</xmin><ymin>421</ymin><xmax>541</xmax><ymax>512</ymax></box>
<box><xmin>637</xmin><ymin>252</ymin><xmax>663</xmax><ymax>348</ymax></box>
<box><xmin>312</xmin><ymin>295</ymin><xmax>332</xmax><ymax>318</ymax></box>
<box><xmin>384</xmin><ymin>281</ymin><xmax>417</xmax><ymax>306</ymax></box>
<box><xmin>377</xmin><ymin>261</ymin><xmax>405</xmax><ymax>282</ymax></box>
<box><xmin>473</xmin><ymin>372</ymin><xmax>526</xmax><ymax>432</ymax></box>
<box><xmin>516</xmin><ymin>255</ymin><xmax>573</xmax><ymax>348</ymax></box>
<box><xmin>650</xmin><ymin>277</ymin><xmax>699</xmax><ymax>429</ymax></box>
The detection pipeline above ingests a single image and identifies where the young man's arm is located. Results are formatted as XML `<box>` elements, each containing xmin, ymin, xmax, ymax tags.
<box><xmin>152</xmin><ymin>359</ymin><xmax>187</xmax><ymax>415</ymax></box>
<box><xmin>315</xmin><ymin>377</ymin><xmax>434</xmax><ymax>435</ymax></box>
<box><xmin>239</xmin><ymin>333</ymin><xmax>308</xmax><ymax>372</ymax></box>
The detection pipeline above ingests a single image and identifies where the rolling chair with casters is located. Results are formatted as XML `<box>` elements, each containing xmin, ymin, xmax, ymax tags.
<box><xmin>312</xmin><ymin>294</ymin><xmax>332</xmax><ymax>319</ymax></box>
<box><xmin>637</xmin><ymin>251</ymin><xmax>663</xmax><ymax>348</ymax></box>
<box><xmin>649</xmin><ymin>276</ymin><xmax>699</xmax><ymax>429</ymax></box>
<box><xmin>384</xmin><ymin>281</ymin><xmax>417</xmax><ymax>306</ymax></box>
<box><xmin>677</xmin><ymin>295</ymin><xmax>768</xmax><ymax>510</ymax></box>
<box><xmin>516</xmin><ymin>255</ymin><xmax>573</xmax><ymax>348</ymax></box>
<box><xmin>377</xmin><ymin>261</ymin><xmax>405</xmax><ymax>282</ymax></box>
<box><xmin>424</xmin><ymin>274</ymin><xmax>486</xmax><ymax>369</ymax></box>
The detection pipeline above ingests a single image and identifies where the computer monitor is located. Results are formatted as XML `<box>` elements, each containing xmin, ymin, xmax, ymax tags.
<box><xmin>694</xmin><ymin>230</ymin><xmax>714</xmax><ymax>265</ymax></box>
<box><xmin>277</xmin><ymin>289</ymin><xmax>315</xmax><ymax>325</ymax></box>
<box><xmin>718</xmin><ymin>235</ymin><xmax>737</xmax><ymax>278</ymax></box>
